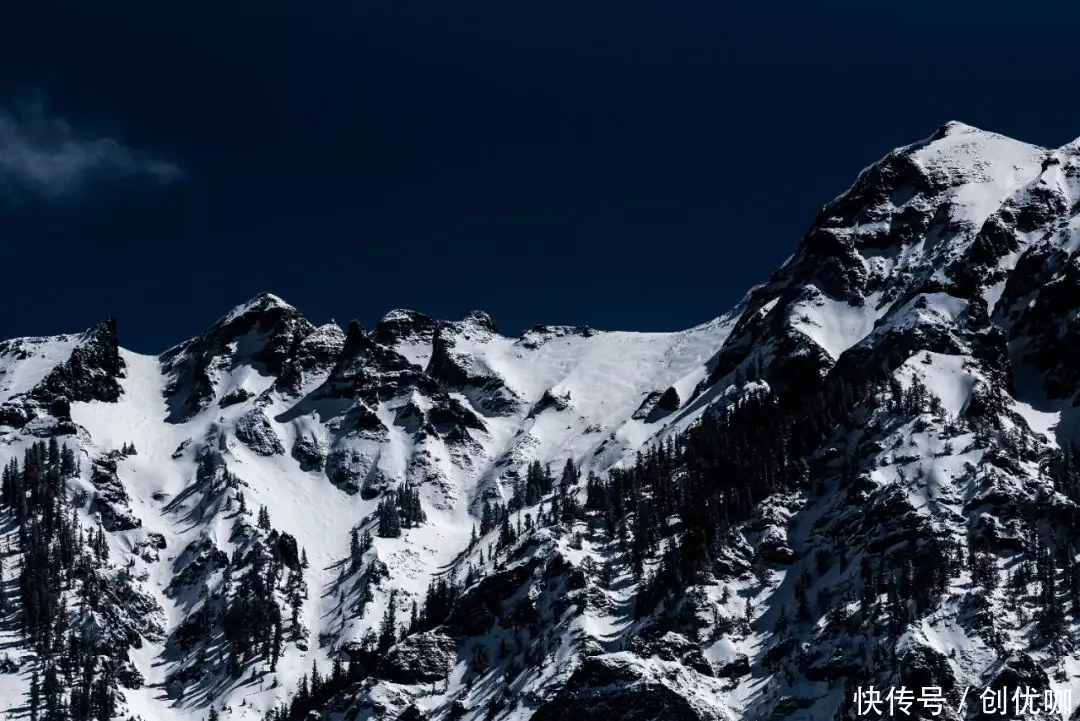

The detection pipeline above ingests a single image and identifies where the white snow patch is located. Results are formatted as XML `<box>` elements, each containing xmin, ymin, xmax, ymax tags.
<box><xmin>791</xmin><ymin>289</ymin><xmax>886</xmax><ymax>359</ymax></box>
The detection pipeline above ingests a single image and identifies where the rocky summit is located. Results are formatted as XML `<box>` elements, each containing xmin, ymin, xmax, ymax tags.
<box><xmin>3</xmin><ymin>122</ymin><xmax>1080</xmax><ymax>721</ymax></box>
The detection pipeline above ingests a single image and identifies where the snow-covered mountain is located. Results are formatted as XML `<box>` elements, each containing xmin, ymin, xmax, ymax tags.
<box><xmin>4</xmin><ymin>120</ymin><xmax>1080</xmax><ymax>721</ymax></box>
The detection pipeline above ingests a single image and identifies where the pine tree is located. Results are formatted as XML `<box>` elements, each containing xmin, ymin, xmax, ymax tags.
<box><xmin>358</xmin><ymin>576</ymin><xmax>374</xmax><ymax>616</ymax></box>
<box><xmin>559</xmin><ymin>459</ymin><xmax>579</xmax><ymax>522</ymax></box>
<box><xmin>395</xmin><ymin>485</ymin><xmax>427</xmax><ymax>528</ymax></box>
<box><xmin>93</xmin><ymin>665</ymin><xmax>115</xmax><ymax>721</ymax></box>
<box><xmin>29</xmin><ymin>667</ymin><xmax>40</xmax><ymax>721</ymax></box>
<box><xmin>228</xmin><ymin>645</ymin><xmax>242</xmax><ymax>678</ymax></box>
<box><xmin>332</xmin><ymin>655</ymin><xmax>344</xmax><ymax>683</ymax></box>
<box><xmin>350</xmin><ymin>528</ymin><xmax>362</xmax><ymax>572</ymax></box>
<box><xmin>270</xmin><ymin>605</ymin><xmax>283</xmax><ymax>672</ymax></box>
<box><xmin>498</xmin><ymin>510</ymin><xmax>515</xmax><ymax>549</ymax></box>
<box><xmin>378</xmin><ymin>497</ymin><xmax>401</xmax><ymax>538</ymax></box>
<box><xmin>258</xmin><ymin>505</ymin><xmax>272</xmax><ymax>530</ymax></box>
<box><xmin>542</xmin><ymin>463</ymin><xmax>554</xmax><ymax>495</ymax></box>
<box><xmin>310</xmin><ymin>658</ymin><xmax>321</xmax><ymax>696</ymax></box>
<box><xmin>43</xmin><ymin>663</ymin><xmax>59</xmax><ymax>719</ymax></box>
<box><xmin>795</xmin><ymin>573</ymin><xmax>812</xmax><ymax>622</ymax></box>
<box><xmin>970</xmin><ymin>548</ymin><xmax>999</xmax><ymax>591</ymax></box>
<box><xmin>379</xmin><ymin>590</ymin><xmax>398</xmax><ymax>654</ymax></box>
<box><xmin>773</xmin><ymin>604</ymin><xmax>789</xmax><ymax>634</ymax></box>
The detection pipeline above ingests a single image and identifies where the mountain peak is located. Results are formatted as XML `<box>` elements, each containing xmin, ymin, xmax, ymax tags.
<box><xmin>379</xmin><ymin>309</ymin><xmax>422</xmax><ymax>325</ymax></box>
<box><xmin>462</xmin><ymin>309</ymin><xmax>498</xmax><ymax>334</ymax></box>
<box><xmin>342</xmin><ymin>318</ymin><xmax>368</xmax><ymax>355</ymax></box>
<box><xmin>219</xmin><ymin>291</ymin><xmax>296</xmax><ymax>325</ymax></box>
<box><xmin>80</xmin><ymin>316</ymin><xmax>118</xmax><ymax>347</ymax></box>
<box><xmin>159</xmin><ymin>292</ymin><xmax>315</xmax><ymax>422</ymax></box>
<box><xmin>374</xmin><ymin>309</ymin><xmax>437</xmax><ymax>347</ymax></box>
<box><xmin>916</xmin><ymin>120</ymin><xmax>1045</xmax><ymax>161</ymax></box>
<box><xmin>929</xmin><ymin>119</ymin><xmax>985</xmax><ymax>140</ymax></box>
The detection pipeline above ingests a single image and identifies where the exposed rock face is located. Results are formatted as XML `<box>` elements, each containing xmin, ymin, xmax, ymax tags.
<box><xmin>218</xmin><ymin>387</ymin><xmax>253</xmax><ymax>407</ymax></box>
<box><xmin>91</xmin><ymin>497</ymin><xmax>142</xmax><ymax>531</ymax></box>
<box><xmin>166</xmin><ymin>535</ymin><xmax>230</xmax><ymax>597</ymax></box>
<box><xmin>277</xmin><ymin>321</ymin><xmax>346</xmax><ymax>394</ymax></box>
<box><xmin>627</xmin><ymin>632</ymin><xmax>712</xmax><ymax>676</ymax></box>
<box><xmin>234</xmin><ymin>407</ymin><xmax>285</xmax><ymax>456</ymax></box>
<box><xmin>274</xmin><ymin>531</ymin><xmax>300</xmax><ymax>570</ymax></box>
<box><xmin>528</xmin><ymin>388</ymin><xmax>571</xmax><ymax>418</ymax></box>
<box><xmin>291</xmin><ymin>433</ymin><xmax>326</xmax><ymax>471</ymax></box>
<box><xmin>89</xmin><ymin>454</ymin><xmax>142</xmax><ymax>530</ymax></box>
<box><xmin>31</xmin><ymin>318</ymin><xmax>126</xmax><ymax>404</ymax></box>
<box><xmin>377</xmin><ymin>632</ymin><xmax>456</xmax><ymax>684</ymax></box>
<box><xmin>373</xmin><ymin>309</ymin><xmax>439</xmax><ymax>352</ymax></box>
<box><xmin>518</xmin><ymin>324</ymin><xmax>596</xmax><ymax>350</ymax></box>
<box><xmin>90</xmin><ymin>456</ymin><xmax>129</xmax><ymax>504</ymax></box>
<box><xmin>444</xmin><ymin>558</ymin><xmax>544</xmax><ymax>637</ymax></box>
<box><xmin>320</xmin><ymin>320</ymin><xmax>425</xmax><ymax>401</ymax></box>
<box><xmin>631</xmin><ymin>390</ymin><xmax>664</xmax><ymax>420</ymax></box>
<box><xmin>426</xmin><ymin>313</ymin><xmax>521</xmax><ymax>415</ymax></box>
<box><xmin>656</xmin><ymin>386</ymin><xmax>680</xmax><ymax>412</ymax></box>
<box><xmin>633</xmin><ymin>386</ymin><xmax>680</xmax><ymax>421</ymax></box>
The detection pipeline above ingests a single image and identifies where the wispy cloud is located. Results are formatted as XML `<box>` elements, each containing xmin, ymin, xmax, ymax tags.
<box><xmin>0</xmin><ymin>101</ymin><xmax>182</xmax><ymax>198</ymax></box>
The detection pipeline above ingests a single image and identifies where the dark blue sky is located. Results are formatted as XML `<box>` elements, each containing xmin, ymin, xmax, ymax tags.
<box><xmin>0</xmin><ymin>0</ymin><xmax>1073</xmax><ymax>352</ymax></box>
